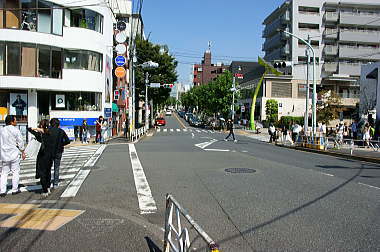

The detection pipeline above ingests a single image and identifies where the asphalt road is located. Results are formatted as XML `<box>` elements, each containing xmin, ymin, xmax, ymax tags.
<box><xmin>0</xmin><ymin>113</ymin><xmax>379</xmax><ymax>251</ymax></box>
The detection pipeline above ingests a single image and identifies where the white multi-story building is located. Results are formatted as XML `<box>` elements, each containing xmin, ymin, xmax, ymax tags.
<box><xmin>261</xmin><ymin>0</ymin><xmax>380</xmax><ymax>122</ymax></box>
<box><xmin>0</xmin><ymin>0</ymin><xmax>121</xmax><ymax>140</ymax></box>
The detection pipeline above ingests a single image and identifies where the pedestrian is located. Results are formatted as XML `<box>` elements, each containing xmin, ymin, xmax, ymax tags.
<box><xmin>95</xmin><ymin>116</ymin><xmax>103</xmax><ymax>143</ymax></box>
<box><xmin>224</xmin><ymin>119</ymin><xmax>237</xmax><ymax>142</ymax></box>
<box><xmin>49</xmin><ymin>118</ymin><xmax>71</xmax><ymax>188</ymax></box>
<box><xmin>336</xmin><ymin>123</ymin><xmax>344</xmax><ymax>146</ymax></box>
<box><xmin>363</xmin><ymin>123</ymin><xmax>371</xmax><ymax>148</ymax></box>
<box><xmin>100</xmin><ymin>119</ymin><xmax>108</xmax><ymax>144</ymax></box>
<box><xmin>292</xmin><ymin>123</ymin><xmax>301</xmax><ymax>143</ymax></box>
<box><xmin>0</xmin><ymin>115</ymin><xmax>26</xmax><ymax>196</ymax></box>
<box><xmin>268</xmin><ymin>123</ymin><xmax>275</xmax><ymax>143</ymax></box>
<box><xmin>82</xmin><ymin>119</ymin><xmax>88</xmax><ymax>143</ymax></box>
<box><xmin>27</xmin><ymin>119</ymin><xmax>53</xmax><ymax>197</ymax></box>
<box><xmin>351</xmin><ymin>120</ymin><xmax>358</xmax><ymax>139</ymax></box>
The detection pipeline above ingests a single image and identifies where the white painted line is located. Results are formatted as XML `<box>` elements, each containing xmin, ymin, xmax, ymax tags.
<box><xmin>163</xmin><ymin>129</ymin><xmax>168</xmax><ymax>132</ymax></box>
<box><xmin>320</xmin><ymin>172</ymin><xmax>334</xmax><ymax>177</ymax></box>
<box><xmin>183</xmin><ymin>129</ymin><xmax>188</xmax><ymax>132</ymax></box>
<box><xmin>358</xmin><ymin>183</ymin><xmax>380</xmax><ymax>190</ymax></box>
<box><xmin>60</xmin><ymin>170</ymin><xmax>91</xmax><ymax>198</ymax></box>
<box><xmin>20</xmin><ymin>174</ymin><xmax>76</xmax><ymax>184</ymax></box>
<box><xmin>19</xmin><ymin>167</ymin><xmax>81</xmax><ymax>177</ymax></box>
<box><xmin>195</xmin><ymin>139</ymin><xmax>218</xmax><ymax>149</ymax></box>
<box><xmin>191</xmin><ymin>133</ymin><xmax>195</xmax><ymax>139</ymax></box>
<box><xmin>242</xmin><ymin>150</ymin><xmax>248</xmax><ymax>153</ymax></box>
<box><xmin>157</xmin><ymin>128</ymin><xmax>161</xmax><ymax>132</ymax></box>
<box><xmin>176</xmin><ymin>129</ymin><xmax>180</xmax><ymax>132</ymax></box>
<box><xmin>196</xmin><ymin>130</ymin><xmax>201</xmax><ymax>133</ymax></box>
<box><xmin>170</xmin><ymin>129</ymin><xmax>174</xmax><ymax>132</ymax></box>
<box><xmin>204</xmin><ymin>149</ymin><xmax>230</xmax><ymax>152</ymax></box>
<box><xmin>6</xmin><ymin>181</ymin><xmax>70</xmax><ymax>195</ymax></box>
<box><xmin>83</xmin><ymin>145</ymin><xmax>106</xmax><ymax>167</ymax></box>
<box><xmin>128</xmin><ymin>144</ymin><xmax>157</xmax><ymax>214</ymax></box>
<box><xmin>202</xmin><ymin>130</ymin><xmax>208</xmax><ymax>133</ymax></box>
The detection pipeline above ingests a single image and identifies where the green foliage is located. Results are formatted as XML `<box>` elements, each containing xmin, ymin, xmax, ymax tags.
<box><xmin>277</xmin><ymin>116</ymin><xmax>304</xmax><ymax>128</ymax></box>
<box><xmin>165</xmin><ymin>97</ymin><xmax>176</xmax><ymax>106</ymax></box>
<box><xmin>135</xmin><ymin>37</ymin><xmax>178</xmax><ymax>109</ymax></box>
<box><xmin>180</xmin><ymin>71</ymin><xmax>234</xmax><ymax>118</ymax></box>
<box><xmin>317</xmin><ymin>90</ymin><xmax>342</xmax><ymax>124</ymax></box>
<box><xmin>265</xmin><ymin>99</ymin><xmax>278</xmax><ymax>123</ymax></box>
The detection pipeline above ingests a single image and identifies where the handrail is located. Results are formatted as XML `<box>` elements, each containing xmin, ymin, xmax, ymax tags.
<box><xmin>164</xmin><ymin>194</ymin><xmax>220</xmax><ymax>252</ymax></box>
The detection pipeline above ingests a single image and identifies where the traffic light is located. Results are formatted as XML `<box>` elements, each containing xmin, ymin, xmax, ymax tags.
<box><xmin>114</xmin><ymin>90</ymin><xmax>119</xmax><ymax>100</ymax></box>
<box><xmin>163</xmin><ymin>84</ymin><xmax>174</xmax><ymax>88</ymax></box>
<box><xmin>273</xmin><ymin>61</ymin><xmax>292</xmax><ymax>69</ymax></box>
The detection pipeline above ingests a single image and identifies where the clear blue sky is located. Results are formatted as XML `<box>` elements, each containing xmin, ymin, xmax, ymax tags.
<box><xmin>141</xmin><ymin>0</ymin><xmax>285</xmax><ymax>85</ymax></box>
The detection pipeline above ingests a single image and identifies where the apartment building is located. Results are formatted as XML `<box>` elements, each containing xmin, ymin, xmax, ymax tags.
<box><xmin>193</xmin><ymin>50</ymin><xmax>229</xmax><ymax>86</ymax></box>
<box><xmin>0</xmin><ymin>0</ymin><xmax>117</xmax><ymax>140</ymax></box>
<box><xmin>261</xmin><ymin>0</ymin><xmax>380</xmax><ymax>122</ymax></box>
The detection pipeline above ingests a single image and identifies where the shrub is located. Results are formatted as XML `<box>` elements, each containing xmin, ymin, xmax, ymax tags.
<box><xmin>277</xmin><ymin>116</ymin><xmax>304</xmax><ymax>128</ymax></box>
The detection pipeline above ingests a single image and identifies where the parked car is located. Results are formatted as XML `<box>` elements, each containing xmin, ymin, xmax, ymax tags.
<box><xmin>189</xmin><ymin>117</ymin><xmax>203</xmax><ymax>127</ymax></box>
<box><xmin>178</xmin><ymin>111</ymin><xmax>185</xmax><ymax>118</ymax></box>
<box><xmin>155</xmin><ymin>117</ymin><xmax>166</xmax><ymax>126</ymax></box>
<box><xmin>185</xmin><ymin>113</ymin><xmax>193</xmax><ymax>122</ymax></box>
<box><xmin>165</xmin><ymin>110</ymin><xmax>172</xmax><ymax>116</ymax></box>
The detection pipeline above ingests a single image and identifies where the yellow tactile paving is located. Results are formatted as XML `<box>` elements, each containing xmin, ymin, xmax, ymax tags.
<box><xmin>0</xmin><ymin>203</ymin><xmax>84</xmax><ymax>231</ymax></box>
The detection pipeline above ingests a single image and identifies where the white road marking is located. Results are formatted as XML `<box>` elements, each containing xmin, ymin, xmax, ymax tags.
<box><xmin>60</xmin><ymin>170</ymin><xmax>91</xmax><ymax>198</ymax></box>
<box><xmin>170</xmin><ymin>129</ymin><xmax>174</xmax><ymax>132</ymax></box>
<box><xmin>204</xmin><ymin>149</ymin><xmax>230</xmax><ymax>152</ymax></box>
<box><xmin>163</xmin><ymin>129</ymin><xmax>167</xmax><ymax>132</ymax></box>
<box><xmin>195</xmin><ymin>139</ymin><xmax>218</xmax><ymax>149</ymax></box>
<box><xmin>242</xmin><ymin>150</ymin><xmax>248</xmax><ymax>153</ymax></box>
<box><xmin>6</xmin><ymin>181</ymin><xmax>70</xmax><ymax>195</ymax></box>
<box><xmin>320</xmin><ymin>172</ymin><xmax>334</xmax><ymax>177</ymax></box>
<box><xmin>20</xmin><ymin>173</ymin><xmax>77</xmax><ymax>184</ymax></box>
<box><xmin>61</xmin><ymin>145</ymin><xmax>107</xmax><ymax>198</ymax></box>
<box><xmin>183</xmin><ymin>129</ymin><xmax>188</xmax><ymax>132</ymax></box>
<box><xmin>157</xmin><ymin>128</ymin><xmax>161</xmax><ymax>132</ymax></box>
<box><xmin>128</xmin><ymin>144</ymin><xmax>157</xmax><ymax>214</ymax></box>
<box><xmin>196</xmin><ymin>130</ymin><xmax>201</xmax><ymax>133</ymax></box>
<box><xmin>358</xmin><ymin>183</ymin><xmax>380</xmax><ymax>190</ymax></box>
<box><xmin>191</xmin><ymin>133</ymin><xmax>195</xmax><ymax>139</ymax></box>
<box><xmin>176</xmin><ymin>129</ymin><xmax>181</xmax><ymax>132</ymax></box>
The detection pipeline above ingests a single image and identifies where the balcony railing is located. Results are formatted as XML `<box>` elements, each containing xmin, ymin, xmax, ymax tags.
<box><xmin>323</xmin><ymin>12</ymin><xmax>338</xmax><ymax>22</ymax></box>
<box><xmin>323</xmin><ymin>62</ymin><xmax>338</xmax><ymax>72</ymax></box>
<box><xmin>324</xmin><ymin>45</ymin><xmax>338</xmax><ymax>55</ymax></box>
<box><xmin>323</xmin><ymin>28</ymin><xmax>338</xmax><ymax>39</ymax></box>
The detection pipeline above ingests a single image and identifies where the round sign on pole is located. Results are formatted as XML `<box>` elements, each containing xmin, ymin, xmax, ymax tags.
<box><xmin>117</xmin><ymin>21</ymin><xmax>127</xmax><ymax>31</ymax></box>
<box><xmin>115</xmin><ymin>32</ymin><xmax>127</xmax><ymax>43</ymax></box>
<box><xmin>115</xmin><ymin>55</ymin><xmax>126</xmax><ymax>66</ymax></box>
<box><xmin>115</xmin><ymin>44</ymin><xmax>126</xmax><ymax>55</ymax></box>
<box><xmin>115</xmin><ymin>67</ymin><xmax>126</xmax><ymax>78</ymax></box>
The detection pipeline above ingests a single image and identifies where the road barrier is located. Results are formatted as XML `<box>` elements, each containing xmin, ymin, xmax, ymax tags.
<box><xmin>164</xmin><ymin>194</ymin><xmax>220</xmax><ymax>252</ymax></box>
<box><xmin>130</xmin><ymin>125</ymin><xmax>149</xmax><ymax>142</ymax></box>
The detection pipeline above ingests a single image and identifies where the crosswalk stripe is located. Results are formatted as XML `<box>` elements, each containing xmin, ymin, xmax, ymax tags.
<box><xmin>176</xmin><ymin>129</ymin><xmax>180</xmax><ymax>132</ymax></box>
<box><xmin>19</xmin><ymin>173</ymin><xmax>77</xmax><ymax>185</ymax></box>
<box><xmin>183</xmin><ymin>129</ymin><xmax>188</xmax><ymax>132</ymax></box>
<box><xmin>157</xmin><ymin>128</ymin><xmax>161</xmax><ymax>132</ymax></box>
<box><xmin>170</xmin><ymin>129</ymin><xmax>174</xmax><ymax>132</ymax></box>
<box><xmin>196</xmin><ymin>130</ymin><xmax>201</xmax><ymax>133</ymax></box>
<box><xmin>163</xmin><ymin>129</ymin><xmax>167</xmax><ymax>132</ymax></box>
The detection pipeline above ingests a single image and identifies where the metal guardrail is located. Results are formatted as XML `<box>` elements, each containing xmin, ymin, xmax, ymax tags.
<box><xmin>164</xmin><ymin>194</ymin><xmax>220</xmax><ymax>252</ymax></box>
<box><xmin>130</xmin><ymin>125</ymin><xmax>149</xmax><ymax>142</ymax></box>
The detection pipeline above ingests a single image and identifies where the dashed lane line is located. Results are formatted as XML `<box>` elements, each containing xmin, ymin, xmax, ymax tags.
<box><xmin>358</xmin><ymin>183</ymin><xmax>380</xmax><ymax>190</ymax></box>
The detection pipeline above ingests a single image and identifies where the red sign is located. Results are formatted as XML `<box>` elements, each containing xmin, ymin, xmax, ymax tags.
<box><xmin>234</xmin><ymin>73</ymin><xmax>244</xmax><ymax>79</ymax></box>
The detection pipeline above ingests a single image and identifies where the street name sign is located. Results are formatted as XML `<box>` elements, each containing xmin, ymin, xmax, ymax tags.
<box><xmin>150</xmin><ymin>83</ymin><xmax>161</xmax><ymax>88</ymax></box>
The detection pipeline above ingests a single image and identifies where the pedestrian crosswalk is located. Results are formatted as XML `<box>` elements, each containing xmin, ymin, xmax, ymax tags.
<box><xmin>156</xmin><ymin>128</ymin><xmax>221</xmax><ymax>134</ymax></box>
<box><xmin>4</xmin><ymin>145</ymin><xmax>103</xmax><ymax>194</ymax></box>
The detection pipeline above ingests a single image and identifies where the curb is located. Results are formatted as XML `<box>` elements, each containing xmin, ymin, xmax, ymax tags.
<box><xmin>277</xmin><ymin>144</ymin><xmax>380</xmax><ymax>164</ymax></box>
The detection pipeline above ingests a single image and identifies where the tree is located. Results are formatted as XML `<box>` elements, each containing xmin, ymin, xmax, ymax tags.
<box><xmin>135</xmin><ymin>37</ymin><xmax>178</xmax><ymax>111</ymax></box>
<box><xmin>317</xmin><ymin>90</ymin><xmax>342</xmax><ymax>125</ymax></box>
<box><xmin>265</xmin><ymin>99</ymin><xmax>278</xmax><ymax>123</ymax></box>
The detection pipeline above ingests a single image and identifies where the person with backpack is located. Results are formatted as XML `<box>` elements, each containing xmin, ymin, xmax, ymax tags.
<box><xmin>224</xmin><ymin>119</ymin><xmax>237</xmax><ymax>142</ymax></box>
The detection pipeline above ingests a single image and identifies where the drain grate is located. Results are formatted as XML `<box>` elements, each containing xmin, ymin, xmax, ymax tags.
<box><xmin>225</xmin><ymin>168</ymin><xmax>256</xmax><ymax>174</ymax></box>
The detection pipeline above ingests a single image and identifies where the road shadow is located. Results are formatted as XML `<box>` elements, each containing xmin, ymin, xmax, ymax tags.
<box><xmin>215</xmin><ymin>164</ymin><xmax>365</xmax><ymax>247</ymax></box>
<box><xmin>145</xmin><ymin>236</ymin><xmax>162</xmax><ymax>252</ymax></box>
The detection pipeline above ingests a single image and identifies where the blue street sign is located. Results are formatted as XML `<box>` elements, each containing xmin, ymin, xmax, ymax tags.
<box><xmin>115</xmin><ymin>56</ymin><xmax>126</xmax><ymax>66</ymax></box>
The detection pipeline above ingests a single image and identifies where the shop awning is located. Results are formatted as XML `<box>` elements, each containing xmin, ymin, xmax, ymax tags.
<box><xmin>112</xmin><ymin>103</ymin><xmax>119</xmax><ymax>112</ymax></box>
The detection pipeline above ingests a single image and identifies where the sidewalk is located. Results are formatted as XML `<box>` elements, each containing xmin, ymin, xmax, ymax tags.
<box><xmin>236</xmin><ymin>128</ymin><xmax>380</xmax><ymax>163</ymax></box>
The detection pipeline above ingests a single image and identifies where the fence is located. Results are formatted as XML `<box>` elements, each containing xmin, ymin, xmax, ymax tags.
<box><xmin>130</xmin><ymin>125</ymin><xmax>149</xmax><ymax>142</ymax></box>
<box><xmin>164</xmin><ymin>194</ymin><xmax>220</xmax><ymax>252</ymax></box>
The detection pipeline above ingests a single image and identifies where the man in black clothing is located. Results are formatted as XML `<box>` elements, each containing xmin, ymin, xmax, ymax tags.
<box><xmin>224</xmin><ymin>119</ymin><xmax>237</xmax><ymax>142</ymax></box>
<box><xmin>50</xmin><ymin>118</ymin><xmax>71</xmax><ymax>188</ymax></box>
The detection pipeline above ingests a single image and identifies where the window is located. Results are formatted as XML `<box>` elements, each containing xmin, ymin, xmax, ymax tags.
<box><xmin>38</xmin><ymin>45</ymin><xmax>51</xmax><ymax>77</ymax></box>
<box><xmin>21</xmin><ymin>0</ymin><xmax>37</xmax><ymax>31</ymax></box>
<box><xmin>51</xmin><ymin>48</ymin><xmax>62</xmax><ymax>78</ymax></box>
<box><xmin>37</xmin><ymin>0</ymin><xmax>51</xmax><ymax>33</ymax></box>
<box><xmin>64</xmin><ymin>49</ymin><xmax>102</xmax><ymax>72</ymax></box>
<box><xmin>0</xmin><ymin>42</ymin><xmax>4</xmax><ymax>75</ymax></box>
<box><xmin>298</xmin><ymin>23</ymin><xmax>319</xmax><ymax>30</ymax></box>
<box><xmin>51</xmin><ymin>91</ymin><xmax>102</xmax><ymax>111</ymax></box>
<box><xmin>0</xmin><ymin>0</ymin><xmax>4</xmax><ymax>28</ymax></box>
<box><xmin>6</xmin><ymin>42</ymin><xmax>20</xmax><ymax>75</ymax></box>
<box><xmin>70</xmin><ymin>8</ymin><xmax>103</xmax><ymax>33</ymax></box>
<box><xmin>5</xmin><ymin>0</ymin><xmax>20</xmax><ymax>29</ymax></box>
<box><xmin>52</xmin><ymin>8</ymin><xmax>63</xmax><ymax>35</ymax></box>
<box><xmin>64</xmin><ymin>49</ymin><xmax>81</xmax><ymax>69</ymax></box>
<box><xmin>21</xmin><ymin>43</ymin><xmax>37</xmax><ymax>77</ymax></box>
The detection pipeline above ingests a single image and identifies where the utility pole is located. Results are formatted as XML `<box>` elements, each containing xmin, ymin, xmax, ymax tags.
<box><xmin>305</xmin><ymin>35</ymin><xmax>310</xmax><ymax>133</ymax></box>
<box><xmin>232</xmin><ymin>77</ymin><xmax>236</xmax><ymax>122</ymax></box>
<box><xmin>145</xmin><ymin>72</ymin><xmax>149</xmax><ymax>128</ymax></box>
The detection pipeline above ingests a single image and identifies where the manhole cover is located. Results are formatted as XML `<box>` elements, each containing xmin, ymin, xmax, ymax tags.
<box><xmin>225</xmin><ymin>168</ymin><xmax>256</xmax><ymax>174</ymax></box>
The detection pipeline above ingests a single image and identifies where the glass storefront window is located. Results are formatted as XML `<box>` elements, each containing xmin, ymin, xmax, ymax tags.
<box><xmin>38</xmin><ymin>45</ymin><xmax>51</xmax><ymax>77</ymax></box>
<box><xmin>21</xmin><ymin>43</ymin><xmax>37</xmax><ymax>77</ymax></box>
<box><xmin>0</xmin><ymin>42</ymin><xmax>4</xmax><ymax>75</ymax></box>
<box><xmin>21</xmin><ymin>0</ymin><xmax>37</xmax><ymax>31</ymax></box>
<box><xmin>6</xmin><ymin>42</ymin><xmax>20</xmax><ymax>75</ymax></box>
<box><xmin>5</xmin><ymin>0</ymin><xmax>20</xmax><ymax>29</ymax></box>
<box><xmin>51</xmin><ymin>92</ymin><xmax>102</xmax><ymax>111</ymax></box>
<box><xmin>64</xmin><ymin>49</ymin><xmax>102</xmax><ymax>72</ymax></box>
<box><xmin>37</xmin><ymin>0</ymin><xmax>51</xmax><ymax>33</ymax></box>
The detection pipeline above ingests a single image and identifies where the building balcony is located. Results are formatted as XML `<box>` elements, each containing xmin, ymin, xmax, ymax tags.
<box><xmin>339</xmin><ymin>29</ymin><xmax>380</xmax><ymax>43</ymax></box>
<box><xmin>323</xmin><ymin>62</ymin><xmax>338</xmax><ymax>73</ymax></box>
<box><xmin>263</xmin><ymin>33</ymin><xmax>282</xmax><ymax>51</ymax></box>
<box><xmin>340</xmin><ymin>12</ymin><xmax>380</xmax><ymax>27</ymax></box>
<box><xmin>323</xmin><ymin>28</ymin><xmax>338</xmax><ymax>39</ymax></box>
<box><xmin>339</xmin><ymin>45</ymin><xmax>380</xmax><ymax>60</ymax></box>
<box><xmin>323</xmin><ymin>45</ymin><xmax>338</xmax><ymax>55</ymax></box>
<box><xmin>339</xmin><ymin>96</ymin><xmax>360</xmax><ymax>107</ymax></box>
<box><xmin>323</xmin><ymin>12</ymin><xmax>338</xmax><ymax>22</ymax></box>
<box><xmin>338</xmin><ymin>62</ymin><xmax>362</xmax><ymax>76</ymax></box>
<box><xmin>263</xmin><ymin>18</ymin><xmax>283</xmax><ymax>38</ymax></box>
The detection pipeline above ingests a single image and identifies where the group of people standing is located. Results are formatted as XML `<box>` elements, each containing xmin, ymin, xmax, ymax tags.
<box><xmin>0</xmin><ymin>115</ymin><xmax>70</xmax><ymax>197</ymax></box>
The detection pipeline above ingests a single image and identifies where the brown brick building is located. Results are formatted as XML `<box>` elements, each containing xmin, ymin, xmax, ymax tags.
<box><xmin>193</xmin><ymin>51</ymin><xmax>229</xmax><ymax>86</ymax></box>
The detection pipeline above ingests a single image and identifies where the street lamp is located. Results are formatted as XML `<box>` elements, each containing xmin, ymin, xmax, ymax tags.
<box><xmin>279</xmin><ymin>29</ymin><xmax>317</xmax><ymax>135</ymax></box>
<box><xmin>141</xmin><ymin>61</ymin><xmax>159</xmax><ymax>129</ymax></box>
<box><xmin>231</xmin><ymin>66</ymin><xmax>242</xmax><ymax>122</ymax></box>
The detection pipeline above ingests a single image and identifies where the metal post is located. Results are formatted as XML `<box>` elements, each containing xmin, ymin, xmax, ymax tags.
<box><xmin>305</xmin><ymin>35</ymin><xmax>310</xmax><ymax>134</ymax></box>
<box><xmin>132</xmin><ymin>64</ymin><xmax>136</xmax><ymax>132</ymax></box>
<box><xmin>145</xmin><ymin>72</ymin><xmax>149</xmax><ymax>128</ymax></box>
<box><xmin>232</xmin><ymin>76</ymin><xmax>235</xmax><ymax>122</ymax></box>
